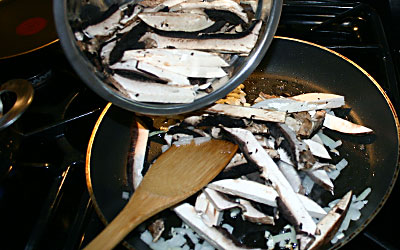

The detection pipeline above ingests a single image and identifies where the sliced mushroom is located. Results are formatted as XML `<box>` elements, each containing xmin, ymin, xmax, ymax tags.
<box><xmin>206</xmin><ymin>103</ymin><xmax>286</xmax><ymax>123</ymax></box>
<box><xmin>277</xmin><ymin>148</ymin><xmax>294</xmax><ymax>166</ymax></box>
<box><xmin>128</xmin><ymin>121</ymin><xmax>149</xmax><ymax>190</ymax></box>
<box><xmin>138</xmin><ymin>20</ymin><xmax>262</xmax><ymax>54</ymax></box>
<box><xmin>116</xmin><ymin>52</ymin><xmax>227</xmax><ymax>79</ymax></box>
<box><xmin>100</xmin><ymin>40</ymin><xmax>117</xmax><ymax>64</ymax></box>
<box><xmin>323</xmin><ymin>113</ymin><xmax>373</xmax><ymax>134</ymax></box>
<box><xmin>169</xmin><ymin>0</ymin><xmax>249</xmax><ymax>23</ymax></box>
<box><xmin>253</xmin><ymin>93</ymin><xmax>344</xmax><ymax>113</ymax></box>
<box><xmin>245</xmin><ymin>122</ymin><xmax>270</xmax><ymax>134</ymax></box>
<box><xmin>174</xmin><ymin>203</ymin><xmax>262</xmax><ymax>250</ymax></box>
<box><xmin>119</xmin><ymin>4</ymin><xmax>143</xmax><ymax>25</ymax></box>
<box><xmin>272</xmin><ymin>123</ymin><xmax>316</xmax><ymax>170</ymax></box>
<box><xmin>203</xmin><ymin>187</ymin><xmax>244</xmax><ymax>211</ymax></box>
<box><xmin>122</xmin><ymin>48</ymin><xmax>229</xmax><ymax>67</ymax></box>
<box><xmin>291</xmin><ymin>93</ymin><xmax>345</xmax><ymax>108</ymax></box>
<box><xmin>138</xmin><ymin>12</ymin><xmax>215</xmax><ymax>32</ymax></box>
<box><xmin>111</xmin><ymin>73</ymin><xmax>195</xmax><ymax>103</ymax></box>
<box><xmin>239</xmin><ymin>198</ymin><xmax>275</xmax><ymax>225</ymax></box>
<box><xmin>301</xmin><ymin>191</ymin><xmax>352</xmax><ymax>250</ymax></box>
<box><xmin>83</xmin><ymin>7</ymin><xmax>123</xmax><ymax>38</ymax></box>
<box><xmin>109</xmin><ymin>21</ymin><xmax>148</xmax><ymax>65</ymax></box>
<box><xmin>224</xmin><ymin>153</ymin><xmax>248</xmax><ymax>170</ymax></box>
<box><xmin>306</xmin><ymin>168</ymin><xmax>334</xmax><ymax>195</ymax></box>
<box><xmin>183</xmin><ymin>114</ymin><xmax>248</xmax><ymax>128</ymax></box>
<box><xmin>141</xmin><ymin>0</ymin><xmax>187</xmax><ymax>11</ymax></box>
<box><xmin>136</xmin><ymin>61</ymin><xmax>192</xmax><ymax>86</ymax></box>
<box><xmin>303</xmin><ymin>139</ymin><xmax>331</xmax><ymax>159</ymax></box>
<box><xmin>207</xmin><ymin>179</ymin><xmax>327</xmax><ymax>219</ymax></box>
<box><xmin>195</xmin><ymin>192</ymin><xmax>223</xmax><ymax>227</ymax></box>
<box><xmin>277</xmin><ymin>160</ymin><xmax>305</xmax><ymax>194</ymax></box>
<box><xmin>222</xmin><ymin>127</ymin><xmax>317</xmax><ymax>235</ymax></box>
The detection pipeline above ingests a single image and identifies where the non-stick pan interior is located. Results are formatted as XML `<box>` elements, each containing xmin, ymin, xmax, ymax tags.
<box><xmin>86</xmin><ymin>37</ymin><xmax>399</xmax><ymax>250</ymax></box>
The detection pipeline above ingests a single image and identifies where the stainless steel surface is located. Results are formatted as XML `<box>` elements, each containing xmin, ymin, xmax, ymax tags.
<box><xmin>54</xmin><ymin>0</ymin><xmax>282</xmax><ymax>115</ymax></box>
<box><xmin>0</xmin><ymin>79</ymin><xmax>34</xmax><ymax>130</ymax></box>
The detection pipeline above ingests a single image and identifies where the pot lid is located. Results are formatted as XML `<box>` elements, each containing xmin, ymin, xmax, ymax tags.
<box><xmin>0</xmin><ymin>0</ymin><xmax>58</xmax><ymax>60</ymax></box>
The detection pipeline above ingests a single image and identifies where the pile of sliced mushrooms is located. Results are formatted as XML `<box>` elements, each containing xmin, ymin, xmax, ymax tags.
<box><xmin>126</xmin><ymin>90</ymin><xmax>373</xmax><ymax>250</ymax></box>
<box><xmin>73</xmin><ymin>0</ymin><xmax>264</xmax><ymax>104</ymax></box>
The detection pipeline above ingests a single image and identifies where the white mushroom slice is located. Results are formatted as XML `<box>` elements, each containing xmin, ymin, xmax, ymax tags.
<box><xmin>203</xmin><ymin>187</ymin><xmax>243</xmax><ymax>211</ymax></box>
<box><xmin>206</xmin><ymin>104</ymin><xmax>286</xmax><ymax>123</ymax></box>
<box><xmin>83</xmin><ymin>9</ymin><xmax>123</xmax><ymax>38</ymax></box>
<box><xmin>136</xmin><ymin>62</ymin><xmax>192</xmax><ymax>86</ymax></box>
<box><xmin>239</xmin><ymin>199</ymin><xmax>275</xmax><ymax>225</ymax></box>
<box><xmin>138</xmin><ymin>0</ymin><xmax>166</xmax><ymax>8</ymax></box>
<box><xmin>122</xmin><ymin>49</ymin><xmax>229</xmax><ymax>67</ymax></box>
<box><xmin>142</xmin><ymin>0</ymin><xmax>187</xmax><ymax>11</ymax></box>
<box><xmin>277</xmin><ymin>160</ymin><xmax>305</xmax><ymax>194</ymax></box>
<box><xmin>74</xmin><ymin>31</ymin><xmax>84</xmax><ymax>41</ymax></box>
<box><xmin>119</xmin><ymin>5</ymin><xmax>143</xmax><ymax>25</ymax></box>
<box><xmin>195</xmin><ymin>192</ymin><xmax>223</xmax><ymax>227</ymax></box>
<box><xmin>277</xmin><ymin>148</ymin><xmax>294</xmax><ymax>166</ymax></box>
<box><xmin>117</xmin><ymin>19</ymin><xmax>142</xmax><ymax>35</ymax></box>
<box><xmin>323</xmin><ymin>113</ymin><xmax>373</xmax><ymax>134</ymax></box>
<box><xmin>284</xmin><ymin>116</ymin><xmax>302</xmax><ymax>133</ymax></box>
<box><xmin>222</xmin><ymin>128</ymin><xmax>318</xmax><ymax>235</ymax></box>
<box><xmin>174</xmin><ymin>203</ymin><xmax>262</xmax><ymax>250</ymax></box>
<box><xmin>169</xmin><ymin>0</ymin><xmax>249</xmax><ymax>23</ymax></box>
<box><xmin>303</xmin><ymin>139</ymin><xmax>331</xmax><ymax>159</ymax></box>
<box><xmin>112</xmin><ymin>74</ymin><xmax>195</xmax><ymax>103</ymax></box>
<box><xmin>207</xmin><ymin>179</ymin><xmax>327</xmax><ymax>219</ymax></box>
<box><xmin>291</xmin><ymin>93</ymin><xmax>345</xmax><ymax>107</ymax></box>
<box><xmin>246</xmin><ymin>123</ymin><xmax>270</xmax><ymax>134</ymax></box>
<box><xmin>253</xmin><ymin>98</ymin><xmax>312</xmax><ymax>113</ymax></box>
<box><xmin>139</xmin><ymin>20</ymin><xmax>262</xmax><ymax>54</ymax></box>
<box><xmin>253</xmin><ymin>93</ymin><xmax>344</xmax><ymax>113</ymax></box>
<box><xmin>310</xmin><ymin>133</ymin><xmax>324</xmax><ymax>145</ymax></box>
<box><xmin>110</xmin><ymin>60</ymin><xmax>138</xmax><ymax>70</ymax></box>
<box><xmin>138</xmin><ymin>12</ymin><xmax>215</xmax><ymax>32</ymax></box>
<box><xmin>112</xmin><ymin>61</ymin><xmax>190</xmax><ymax>87</ymax></box>
<box><xmin>306</xmin><ymin>169</ymin><xmax>334</xmax><ymax>195</ymax></box>
<box><xmin>158</xmin><ymin>64</ymin><xmax>227</xmax><ymax>78</ymax></box>
<box><xmin>305</xmin><ymin>191</ymin><xmax>353</xmax><ymax>250</ymax></box>
<box><xmin>276</xmin><ymin>123</ymin><xmax>316</xmax><ymax>170</ymax></box>
<box><xmin>208</xmin><ymin>179</ymin><xmax>277</xmax><ymax>207</ymax></box>
<box><xmin>224</xmin><ymin>152</ymin><xmax>247</xmax><ymax>170</ymax></box>
<box><xmin>130</xmin><ymin>121</ymin><xmax>149</xmax><ymax>190</ymax></box>
<box><xmin>100</xmin><ymin>40</ymin><xmax>117</xmax><ymax>65</ymax></box>
<box><xmin>119</xmin><ymin>53</ymin><xmax>227</xmax><ymax>79</ymax></box>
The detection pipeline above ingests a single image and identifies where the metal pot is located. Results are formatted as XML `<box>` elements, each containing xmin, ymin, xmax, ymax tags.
<box><xmin>53</xmin><ymin>0</ymin><xmax>282</xmax><ymax>115</ymax></box>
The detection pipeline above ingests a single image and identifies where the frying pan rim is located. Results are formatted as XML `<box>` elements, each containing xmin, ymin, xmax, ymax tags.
<box><xmin>85</xmin><ymin>36</ymin><xmax>400</xmax><ymax>250</ymax></box>
<box><xmin>0</xmin><ymin>39</ymin><xmax>60</xmax><ymax>60</ymax></box>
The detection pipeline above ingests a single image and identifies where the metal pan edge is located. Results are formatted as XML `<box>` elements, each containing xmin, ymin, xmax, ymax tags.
<box><xmin>85</xmin><ymin>36</ymin><xmax>400</xmax><ymax>250</ymax></box>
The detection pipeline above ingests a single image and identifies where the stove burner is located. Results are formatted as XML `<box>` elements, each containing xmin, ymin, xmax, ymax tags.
<box><xmin>0</xmin><ymin>79</ymin><xmax>34</xmax><ymax>130</ymax></box>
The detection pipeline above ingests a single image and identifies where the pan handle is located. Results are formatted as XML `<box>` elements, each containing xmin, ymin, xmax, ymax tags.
<box><xmin>0</xmin><ymin>79</ymin><xmax>34</xmax><ymax>131</ymax></box>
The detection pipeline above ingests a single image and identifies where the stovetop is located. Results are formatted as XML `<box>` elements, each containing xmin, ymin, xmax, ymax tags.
<box><xmin>0</xmin><ymin>1</ymin><xmax>399</xmax><ymax>250</ymax></box>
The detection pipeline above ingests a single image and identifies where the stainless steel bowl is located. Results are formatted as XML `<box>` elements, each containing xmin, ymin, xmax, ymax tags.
<box><xmin>54</xmin><ymin>0</ymin><xmax>282</xmax><ymax>115</ymax></box>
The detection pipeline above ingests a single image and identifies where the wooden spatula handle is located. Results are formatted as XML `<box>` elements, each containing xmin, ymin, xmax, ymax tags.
<box><xmin>84</xmin><ymin>190</ymin><xmax>171</xmax><ymax>250</ymax></box>
<box><xmin>84</xmin><ymin>140</ymin><xmax>238</xmax><ymax>250</ymax></box>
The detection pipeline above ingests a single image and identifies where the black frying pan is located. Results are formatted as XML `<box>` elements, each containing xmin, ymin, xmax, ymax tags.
<box><xmin>85</xmin><ymin>37</ymin><xmax>400</xmax><ymax>250</ymax></box>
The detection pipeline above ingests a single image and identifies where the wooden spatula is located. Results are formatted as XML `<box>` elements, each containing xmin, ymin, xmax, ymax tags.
<box><xmin>84</xmin><ymin>139</ymin><xmax>238</xmax><ymax>250</ymax></box>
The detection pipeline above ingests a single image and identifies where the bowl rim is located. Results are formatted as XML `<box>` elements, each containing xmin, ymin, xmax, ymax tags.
<box><xmin>53</xmin><ymin>0</ymin><xmax>282</xmax><ymax>115</ymax></box>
